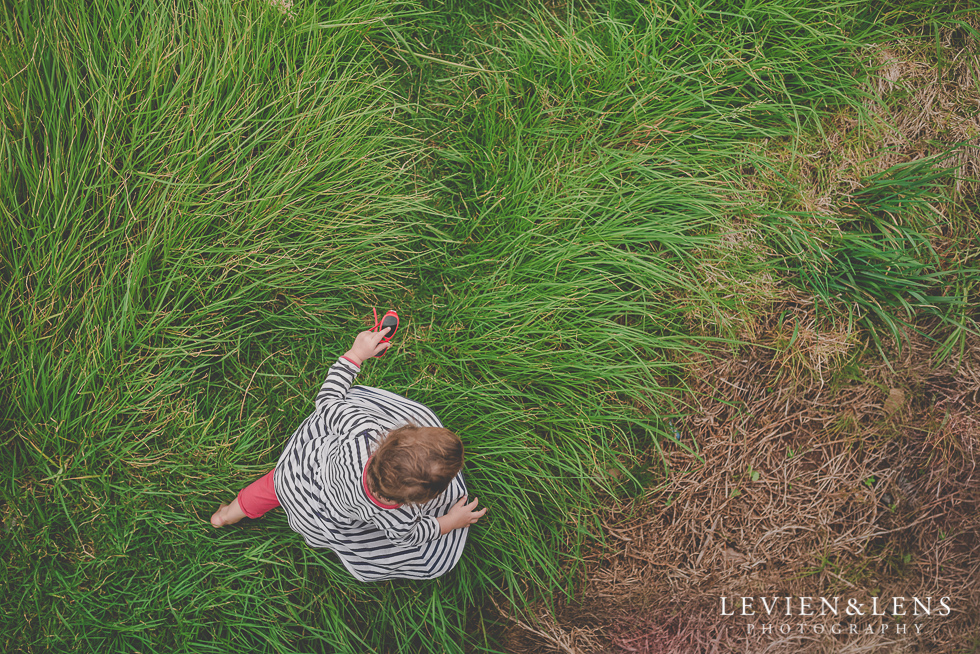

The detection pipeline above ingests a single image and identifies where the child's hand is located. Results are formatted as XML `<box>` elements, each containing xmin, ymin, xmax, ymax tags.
<box><xmin>342</xmin><ymin>329</ymin><xmax>392</xmax><ymax>366</ymax></box>
<box><xmin>444</xmin><ymin>496</ymin><xmax>487</xmax><ymax>533</ymax></box>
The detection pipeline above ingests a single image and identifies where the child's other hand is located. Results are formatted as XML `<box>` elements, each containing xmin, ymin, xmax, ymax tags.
<box><xmin>449</xmin><ymin>495</ymin><xmax>487</xmax><ymax>528</ymax></box>
<box><xmin>343</xmin><ymin>329</ymin><xmax>392</xmax><ymax>366</ymax></box>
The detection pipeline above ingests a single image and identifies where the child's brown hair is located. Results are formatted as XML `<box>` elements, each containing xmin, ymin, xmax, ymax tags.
<box><xmin>366</xmin><ymin>423</ymin><xmax>464</xmax><ymax>505</ymax></box>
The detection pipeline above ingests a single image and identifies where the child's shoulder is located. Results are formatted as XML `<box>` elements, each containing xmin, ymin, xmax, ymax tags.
<box><xmin>325</xmin><ymin>428</ymin><xmax>380</xmax><ymax>467</ymax></box>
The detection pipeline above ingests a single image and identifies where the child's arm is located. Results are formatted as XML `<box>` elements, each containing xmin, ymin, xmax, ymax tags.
<box><xmin>315</xmin><ymin>358</ymin><xmax>360</xmax><ymax>410</ymax></box>
<box><xmin>370</xmin><ymin>510</ymin><xmax>442</xmax><ymax>548</ymax></box>
<box><xmin>366</xmin><ymin>497</ymin><xmax>487</xmax><ymax>547</ymax></box>
<box><xmin>315</xmin><ymin>330</ymin><xmax>392</xmax><ymax>409</ymax></box>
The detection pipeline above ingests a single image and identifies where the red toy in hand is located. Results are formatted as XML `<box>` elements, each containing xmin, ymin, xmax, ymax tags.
<box><xmin>371</xmin><ymin>308</ymin><xmax>399</xmax><ymax>357</ymax></box>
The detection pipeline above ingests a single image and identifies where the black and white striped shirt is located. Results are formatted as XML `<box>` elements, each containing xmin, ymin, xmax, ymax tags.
<box><xmin>273</xmin><ymin>357</ymin><xmax>468</xmax><ymax>581</ymax></box>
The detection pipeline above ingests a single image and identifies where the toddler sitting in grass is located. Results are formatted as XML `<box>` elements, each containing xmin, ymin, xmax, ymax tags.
<box><xmin>210</xmin><ymin>328</ymin><xmax>486</xmax><ymax>581</ymax></box>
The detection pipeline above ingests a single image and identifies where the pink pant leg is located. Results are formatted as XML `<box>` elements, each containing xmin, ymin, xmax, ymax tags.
<box><xmin>237</xmin><ymin>468</ymin><xmax>280</xmax><ymax>518</ymax></box>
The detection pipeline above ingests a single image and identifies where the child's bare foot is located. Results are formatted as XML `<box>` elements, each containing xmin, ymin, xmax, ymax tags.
<box><xmin>210</xmin><ymin>498</ymin><xmax>247</xmax><ymax>527</ymax></box>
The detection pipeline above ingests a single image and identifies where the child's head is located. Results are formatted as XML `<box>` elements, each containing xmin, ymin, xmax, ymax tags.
<box><xmin>367</xmin><ymin>423</ymin><xmax>463</xmax><ymax>505</ymax></box>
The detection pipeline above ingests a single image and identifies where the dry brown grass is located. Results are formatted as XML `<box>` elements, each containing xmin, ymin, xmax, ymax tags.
<box><xmin>501</xmin><ymin>297</ymin><xmax>980</xmax><ymax>653</ymax></box>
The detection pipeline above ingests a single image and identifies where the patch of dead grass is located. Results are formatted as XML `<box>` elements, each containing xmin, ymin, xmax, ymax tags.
<box><xmin>503</xmin><ymin>297</ymin><xmax>980</xmax><ymax>653</ymax></box>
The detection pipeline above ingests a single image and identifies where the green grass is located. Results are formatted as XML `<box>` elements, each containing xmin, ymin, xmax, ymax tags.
<box><xmin>2</xmin><ymin>0</ymin><xmax>977</xmax><ymax>652</ymax></box>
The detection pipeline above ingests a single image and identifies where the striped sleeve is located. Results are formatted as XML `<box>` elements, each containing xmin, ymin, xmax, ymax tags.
<box><xmin>370</xmin><ymin>511</ymin><xmax>441</xmax><ymax>548</ymax></box>
<box><xmin>315</xmin><ymin>357</ymin><xmax>361</xmax><ymax>410</ymax></box>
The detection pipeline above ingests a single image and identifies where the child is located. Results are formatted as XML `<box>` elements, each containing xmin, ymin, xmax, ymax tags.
<box><xmin>210</xmin><ymin>328</ymin><xmax>486</xmax><ymax>581</ymax></box>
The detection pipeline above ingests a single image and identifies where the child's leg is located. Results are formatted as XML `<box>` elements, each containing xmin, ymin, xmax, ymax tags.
<box><xmin>210</xmin><ymin>468</ymin><xmax>279</xmax><ymax>527</ymax></box>
<box><xmin>237</xmin><ymin>468</ymin><xmax>279</xmax><ymax>518</ymax></box>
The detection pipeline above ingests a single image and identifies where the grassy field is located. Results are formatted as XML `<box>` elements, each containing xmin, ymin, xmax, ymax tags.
<box><xmin>1</xmin><ymin>0</ymin><xmax>977</xmax><ymax>652</ymax></box>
